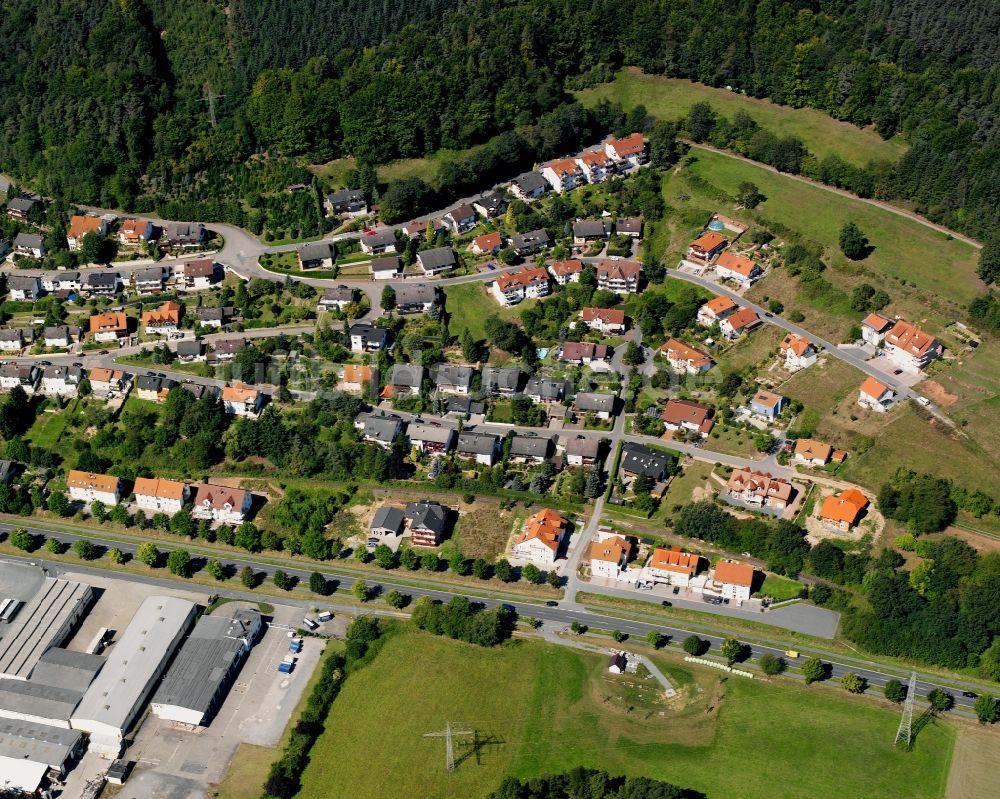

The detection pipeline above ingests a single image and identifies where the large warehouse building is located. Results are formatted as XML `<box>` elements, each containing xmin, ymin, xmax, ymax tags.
<box><xmin>151</xmin><ymin>607</ymin><xmax>262</xmax><ymax>726</ymax></box>
<box><xmin>70</xmin><ymin>595</ymin><xmax>196</xmax><ymax>756</ymax></box>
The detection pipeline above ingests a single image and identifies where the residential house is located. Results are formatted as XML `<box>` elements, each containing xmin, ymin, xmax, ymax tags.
<box><xmin>90</xmin><ymin>312</ymin><xmax>128</xmax><ymax>343</ymax></box>
<box><xmin>660</xmin><ymin>339</ymin><xmax>713</xmax><ymax>374</ymax></box>
<box><xmin>470</xmin><ymin>232</ymin><xmax>503</xmax><ymax>256</ymax></box>
<box><xmin>0</xmin><ymin>364</ymin><xmax>40</xmax><ymax>394</ymax></box>
<box><xmin>318</xmin><ymin>286</ymin><xmax>356</xmax><ymax>312</ymax></box>
<box><xmin>193</xmin><ymin>306</ymin><xmax>233</xmax><ymax>328</ymax></box>
<box><xmin>8</xmin><ymin>275</ymin><xmax>40</xmax><ymax>300</ymax></box>
<box><xmin>564</xmin><ymin>435</ymin><xmax>601</xmax><ymax>467</ymax></box>
<box><xmin>83</xmin><ymin>272</ymin><xmax>121</xmax><ymax>296</ymax></box>
<box><xmin>42</xmin><ymin>325</ymin><xmax>73</xmax><ymax>349</ymax></box>
<box><xmin>41</xmin><ymin>272</ymin><xmax>80</xmax><ymax>293</ymax></box>
<box><xmin>556</xmin><ymin>341</ymin><xmax>610</xmax><ymax>365</ymax></box>
<box><xmin>66</xmin><ymin>216</ymin><xmax>107</xmax><ymax>252</ymax></box>
<box><xmin>339</xmin><ymin>364</ymin><xmax>374</xmax><ymax>395</ymax></box>
<box><xmin>604</xmin><ymin>133</ymin><xmax>648</xmax><ymax>166</ymax></box>
<box><xmin>12</xmin><ymin>233</ymin><xmax>44</xmax><ymax>258</ymax></box>
<box><xmin>181</xmin><ymin>382</ymin><xmax>219</xmax><ymax>401</ymax></box>
<box><xmin>726</xmin><ymin>469</ymin><xmax>793</xmax><ymax>510</ymax></box>
<box><xmin>222</xmin><ymin>383</ymin><xmax>265</xmax><ymax>417</ymax></box>
<box><xmin>541</xmin><ymin>158</ymin><xmax>585</xmax><ymax>193</ymax></box>
<box><xmin>714</xmin><ymin>251</ymin><xmax>763</xmax><ymax>288</ymax></box>
<box><xmin>491</xmin><ymin>266</ymin><xmax>549</xmax><ymax>306</ymax></box>
<box><xmin>88</xmin><ymin>368</ymin><xmax>126</xmax><ymax>397</ymax></box>
<box><xmin>297</xmin><ymin>242</ymin><xmax>334</xmax><ymax>270</ymax></box>
<box><xmin>596</xmin><ymin>259</ymin><xmax>641</xmax><ymax>294</ymax></box>
<box><xmin>779</xmin><ymin>333</ymin><xmax>817</xmax><ymax>371</ymax></box>
<box><xmin>370</xmin><ymin>507</ymin><xmax>405</xmax><ymax>540</ymax></box>
<box><xmin>192</xmin><ymin>484</ymin><xmax>253</xmax><ymax>525</ymax></box>
<box><xmin>361</xmin><ymin>414</ymin><xmax>404</xmax><ymax>449</ymax></box>
<box><xmin>141</xmin><ymin>301</ymin><xmax>182</xmax><ymax>336</ymax></box>
<box><xmin>857</xmin><ymin>376</ymin><xmax>895</xmax><ymax>413</ymax></box>
<box><xmin>509</xmin><ymin>433</ymin><xmax>552</xmax><ymax>465</ymax></box>
<box><xmin>511</xmin><ymin>508</ymin><xmax>569</xmax><ymax>566</ymax></box>
<box><xmin>395</xmin><ymin>284</ymin><xmax>437</xmax><ymax>314</ymax></box>
<box><xmin>135</xmin><ymin>374</ymin><xmax>177</xmax><ymax>402</ymax></box>
<box><xmin>175</xmin><ymin>340</ymin><xmax>204</xmax><ymax>362</ymax></box>
<box><xmin>524</xmin><ymin>376</ymin><xmax>566</xmax><ymax>403</ymax></box>
<box><xmin>687</xmin><ymin>231</ymin><xmax>728</xmax><ymax>262</ymax></box>
<box><xmin>66</xmin><ymin>470</ymin><xmax>122</xmax><ymax>506</ymax></box>
<box><xmin>161</xmin><ymin>222</ymin><xmax>206</xmax><ymax>250</ymax></box>
<box><xmin>511</xmin><ymin>229</ymin><xmax>550</xmax><ymax>256</ymax></box>
<box><xmin>711</xmin><ymin>561</ymin><xmax>756</xmax><ymax>604</ymax></box>
<box><xmin>359</xmin><ymin>229</ymin><xmax>400</xmax><ymax>255</ymax></box>
<box><xmin>590</xmin><ymin>536</ymin><xmax>631</xmax><ymax>579</ymax></box>
<box><xmin>41</xmin><ymin>364</ymin><xmax>83</xmax><ymax>396</ymax></box>
<box><xmin>0</xmin><ymin>329</ymin><xmax>24</xmax><ymax>352</ymax></box>
<box><xmin>133</xmin><ymin>478</ymin><xmax>188</xmax><ymax>514</ymax></box>
<box><xmin>576</xmin><ymin>149</ymin><xmax>615</xmax><ymax>183</ymax></box>
<box><xmin>175</xmin><ymin>259</ymin><xmax>217</xmax><ymax>290</ymax></box>
<box><xmin>432</xmin><ymin>364</ymin><xmax>474</xmax><ymax>396</ymax></box>
<box><xmin>749</xmin><ymin>389</ymin><xmax>785</xmax><ymax>421</ymax></box>
<box><xmin>443</xmin><ymin>395</ymin><xmax>485</xmax><ymax>417</ymax></box>
<box><xmin>473</xmin><ymin>193</ymin><xmax>507</xmax><ymax>219</ymax></box>
<box><xmin>118</xmin><ymin>218</ymin><xmax>154</xmax><ymax>246</ymax></box>
<box><xmin>404</xmin><ymin>501</ymin><xmax>448</xmax><ymax>547</ymax></box>
<box><xmin>133</xmin><ymin>267</ymin><xmax>165</xmax><ymax>294</ymax></box>
<box><xmin>407</xmin><ymin>422</ymin><xmax>454</xmax><ymax>455</ymax></box>
<box><xmin>510</xmin><ymin>172</ymin><xmax>547</xmax><ymax>202</ymax></box>
<box><xmin>371</xmin><ymin>256</ymin><xmax>403</xmax><ymax>280</ymax></box>
<box><xmin>402</xmin><ymin>220</ymin><xmax>433</xmax><ymax>239</ymax></box>
<box><xmin>417</xmin><ymin>246</ymin><xmax>457</xmax><ymax>276</ymax></box>
<box><xmin>349</xmin><ymin>322</ymin><xmax>389</xmax><ymax>353</ymax></box>
<box><xmin>6</xmin><ymin>197</ymin><xmax>36</xmax><ymax>222</ymax></box>
<box><xmin>793</xmin><ymin>438</ymin><xmax>832</xmax><ymax>466</ymax></box>
<box><xmin>719</xmin><ymin>307</ymin><xmax>762</xmax><ymax>340</ymax></box>
<box><xmin>549</xmin><ymin>259</ymin><xmax>583</xmax><ymax>285</ymax></box>
<box><xmin>572</xmin><ymin>219</ymin><xmax>612</xmax><ymax>245</ymax></box>
<box><xmin>443</xmin><ymin>204</ymin><xmax>477</xmax><ymax>234</ymax></box>
<box><xmin>580</xmin><ymin>307</ymin><xmax>626</xmax><ymax>335</ymax></box>
<box><xmin>615</xmin><ymin>216</ymin><xmax>643</xmax><ymax>238</ymax></box>
<box><xmin>324</xmin><ymin>189</ymin><xmax>368</xmax><ymax>217</ymax></box>
<box><xmin>382</xmin><ymin>364</ymin><xmax>424</xmax><ymax>398</ymax></box>
<box><xmin>861</xmin><ymin>312</ymin><xmax>893</xmax><ymax>346</ymax></box>
<box><xmin>573</xmin><ymin>392</ymin><xmax>616</xmax><ymax>420</ymax></box>
<box><xmin>884</xmin><ymin>320</ymin><xmax>942</xmax><ymax>371</ymax></box>
<box><xmin>482</xmin><ymin>366</ymin><xmax>522</xmax><ymax>396</ymax></box>
<box><xmin>456</xmin><ymin>431</ymin><xmax>501</xmax><ymax>466</ymax></box>
<box><xmin>818</xmin><ymin>489</ymin><xmax>870</xmax><ymax>532</ymax></box>
<box><xmin>647</xmin><ymin>548</ymin><xmax>700</xmax><ymax>587</ymax></box>
<box><xmin>661</xmin><ymin>399</ymin><xmax>714</xmax><ymax>437</ymax></box>
<box><xmin>211</xmin><ymin>337</ymin><xmax>247</xmax><ymax>361</ymax></box>
<box><xmin>620</xmin><ymin>442</ymin><xmax>670</xmax><ymax>482</ymax></box>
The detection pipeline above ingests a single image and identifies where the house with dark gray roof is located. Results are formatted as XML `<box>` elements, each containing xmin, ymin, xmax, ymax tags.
<box><xmin>443</xmin><ymin>396</ymin><xmax>485</xmax><ymax>417</ymax></box>
<box><xmin>443</xmin><ymin>204</ymin><xmax>477</xmax><ymax>233</ymax></box>
<box><xmin>0</xmin><ymin>328</ymin><xmax>24</xmax><ymax>351</ymax></box>
<box><xmin>360</xmin><ymin>413</ymin><xmax>404</xmax><ymax>448</ymax></box>
<box><xmin>564</xmin><ymin>435</ymin><xmax>601</xmax><ymax>466</ymax></box>
<box><xmin>395</xmin><ymin>284</ymin><xmax>437</xmax><ymax>313</ymax></box>
<box><xmin>325</xmin><ymin>189</ymin><xmax>368</xmax><ymax>217</ymax></box>
<box><xmin>404</xmin><ymin>500</ymin><xmax>448</xmax><ymax>547</ymax></box>
<box><xmin>6</xmin><ymin>196</ymin><xmax>36</xmax><ymax>221</ymax></box>
<box><xmin>416</xmin><ymin>246</ymin><xmax>457</xmax><ymax>275</ymax></box>
<box><xmin>371</xmin><ymin>256</ymin><xmax>402</xmax><ymax>280</ymax></box>
<box><xmin>615</xmin><ymin>216</ymin><xmax>643</xmax><ymax>237</ymax></box>
<box><xmin>510</xmin><ymin>172</ymin><xmax>547</xmax><ymax>201</ymax></box>
<box><xmin>509</xmin><ymin>433</ymin><xmax>552</xmax><ymax>464</ymax></box>
<box><xmin>406</xmin><ymin>421</ymin><xmax>455</xmax><ymax>454</ymax></box>
<box><xmin>456</xmin><ymin>431</ymin><xmax>501</xmax><ymax>466</ymax></box>
<box><xmin>193</xmin><ymin>305</ymin><xmax>233</xmax><ymax>328</ymax></box>
<box><xmin>512</xmin><ymin>229</ymin><xmax>550</xmax><ymax>256</ymax></box>
<box><xmin>12</xmin><ymin>233</ymin><xmax>44</xmax><ymax>258</ymax></box>
<box><xmin>371</xmin><ymin>506</ymin><xmax>405</xmax><ymax>539</ymax></box>
<box><xmin>133</xmin><ymin>267</ymin><xmax>165</xmax><ymax>293</ymax></box>
<box><xmin>318</xmin><ymin>285</ymin><xmax>356</xmax><ymax>311</ymax></box>
<box><xmin>573</xmin><ymin>392</ymin><xmax>616</xmax><ymax>419</ymax></box>
<box><xmin>349</xmin><ymin>322</ymin><xmax>389</xmax><ymax>352</ymax></box>
<box><xmin>359</xmin><ymin>229</ymin><xmax>400</xmax><ymax>255</ymax></box>
<box><xmin>572</xmin><ymin>219</ymin><xmax>612</xmax><ymax>243</ymax></box>
<box><xmin>84</xmin><ymin>271</ymin><xmax>121</xmax><ymax>296</ymax></box>
<box><xmin>385</xmin><ymin>364</ymin><xmax>425</xmax><ymax>398</ymax></box>
<box><xmin>298</xmin><ymin>241</ymin><xmax>335</xmax><ymax>270</ymax></box>
<box><xmin>525</xmin><ymin>376</ymin><xmax>566</xmax><ymax>403</ymax></box>
<box><xmin>473</xmin><ymin>192</ymin><xmax>508</xmax><ymax>218</ymax></box>
<box><xmin>482</xmin><ymin>366</ymin><xmax>522</xmax><ymax>396</ymax></box>
<box><xmin>176</xmin><ymin>339</ymin><xmax>205</xmax><ymax>361</ymax></box>
<box><xmin>161</xmin><ymin>222</ymin><xmax>206</xmax><ymax>249</ymax></box>
<box><xmin>431</xmin><ymin>363</ymin><xmax>474</xmax><ymax>395</ymax></box>
<box><xmin>8</xmin><ymin>275</ymin><xmax>40</xmax><ymax>300</ymax></box>
<box><xmin>620</xmin><ymin>442</ymin><xmax>671</xmax><ymax>481</ymax></box>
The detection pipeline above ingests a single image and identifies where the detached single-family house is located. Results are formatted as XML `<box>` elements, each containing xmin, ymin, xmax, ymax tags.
<box><xmin>210</xmin><ymin>338</ymin><xmax>246</xmax><ymax>362</ymax></box>
<box><xmin>141</xmin><ymin>301</ymin><xmax>182</xmax><ymax>335</ymax></box>
<box><xmin>193</xmin><ymin>306</ymin><xmax>233</xmax><ymax>328</ymax></box>
<box><xmin>407</xmin><ymin>422</ymin><xmax>454</xmax><ymax>455</ymax></box>
<box><xmin>8</xmin><ymin>275</ymin><xmax>41</xmax><ymax>300</ymax></box>
<box><xmin>576</xmin><ymin>149</ymin><xmax>614</xmax><ymax>183</ymax></box>
<box><xmin>573</xmin><ymin>392</ymin><xmax>616</xmax><ymax>420</ymax></box>
<box><xmin>324</xmin><ymin>189</ymin><xmax>368</xmax><ymax>217</ymax></box>
<box><xmin>83</xmin><ymin>272</ymin><xmax>121</xmax><ymax>296</ymax></box>
<box><xmin>615</xmin><ymin>216</ymin><xmax>643</xmax><ymax>238</ymax></box>
<box><xmin>133</xmin><ymin>477</ymin><xmax>188</xmax><ymax>514</ymax></box>
<box><xmin>456</xmin><ymin>431</ymin><xmax>501</xmax><ymax>466</ymax></box>
<box><xmin>175</xmin><ymin>340</ymin><xmax>204</xmax><ymax>362</ymax></box>
<box><xmin>12</xmin><ymin>233</ymin><xmax>44</xmax><ymax>258</ymax></box>
<box><xmin>360</xmin><ymin>414</ymin><xmax>404</xmax><ymax>448</ymax></box>
<box><xmin>349</xmin><ymin>322</ymin><xmax>389</xmax><ymax>353</ymax></box>
<box><xmin>66</xmin><ymin>215</ymin><xmax>107</xmax><ymax>252</ymax></box>
<box><xmin>318</xmin><ymin>286</ymin><xmax>355</xmax><ymax>312</ymax></box>
<box><xmin>297</xmin><ymin>242</ymin><xmax>335</xmax><ymax>270</ymax></box>
<box><xmin>41</xmin><ymin>272</ymin><xmax>80</xmax><ymax>293</ymax></box>
<box><xmin>41</xmin><ymin>364</ymin><xmax>83</xmax><ymax>396</ymax></box>
<box><xmin>511</xmin><ymin>229</ymin><xmax>550</xmax><ymax>256</ymax></box>
<box><xmin>604</xmin><ymin>133</ymin><xmax>648</xmax><ymax>166</ymax></box>
<box><xmin>620</xmin><ymin>443</ymin><xmax>670</xmax><ymax>482</ymax></box>
<box><xmin>222</xmin><ymin>383</ymin><xmax>265</xmax><ymax>417</ymax></box>
<box><xmin>648</xmin><ymin>548</ymin><xmax>700</xmax><ymax>587</ymax></box>
<box><xmin>88</xmin><ymin>367</ymin><xmax>127</xmax><ymax>397</ymax></box>
<box><xmin>370</xmin><ymin>506</ymin><xmax>405</xmax><ymax>540</ymax></box>
<box><xmin>395</xmin><ymin>284</ymin><xmax>438</xmax><ymax>314</ymax></box>
<box><xmin>42</xmin><ymin>325</ymin><xmax>73</xmax><ymax>349</ymax></box>
<box><xmin>750</xmin><ymin>389</ymin><xmax>786</xmax><ymax>421</ymax></box>
<box><xmin>359</xmin><ymin>229</ymin><xmax>400</xmax><ymax>255</ymax></box>
<box><xmin>161</xmin><ymin>222</ymin><xmax>206</xmax><ymax>249</ymax></box>
<box><xmin>779</xmin><ymin>334</ymin><xmax>817</xmax><ymax>371</ymax></box>
<box><xmin>482</xmin><ymin>366</ymin><xmax>522</xmax><ymax>396</ymax></box>
<box><xmin>383</xmin><ymin>364</ymin><xmax>424</xmax><ymax>398</ymax></box>
<box><xmin>0</xmin><ymin>364</ymin><xmax>40</xmax><ymax>394</ymax></box>
<box><xmin>118</xmin><ymin>218</ymin><xmax>154</xmax><ymax>246</ymax></box>
<box><xmin>175</xmin><ymin>259</ymin><xmax>217</xmax><ymax>290</ymax></box>
<box><xmin>711</xmin><ymin>561</ymin><xmax>756</xmax><ymax>604</ymax></box>
<box><xmin>90</xmin><ymin>311</ymin><xmax>128</xmax><ymax>342</ymax></box>
<box><xmin>556</xmin><ymin>341</ymin><xmax>610</xmax><ymax>365</ymax></box>
<box><xmin>192</xmin><ymin>484</ymin><xmax>253</xmax><ymax>525</ymax></box>
<box><xmin>509</xmin><ymin>433</ymin><xmax>552</xmax><ymax>465</ymax></box>
<box><xmin>432</xmin><ymin>364</ymin><xmax>474</xmax><ymax>395</ymax></box>
<box><xmin>135</xmin><ymin>374</ymin><xmax>177</xmax><ymax>402</ymax></box>
<box><xmin>511</xmin><ymin>508</ymin><xmax>569</xmax><ymax>566</ymax></box>
<box><xmin>443</xmin><ymin>204</ymin><xmax>477</xmax><ymax>234</ymax></box>
<box><xmin>818</xmin><ymin>489</ymin><xmax>870</xmax><ymax>532</ymax></box>
<box><xmin>687</xmin><ymin>231</ymin><xmax>728</xmax><ymax>262</ymax></box>
<box><xmin>590</xmin><ymin>536</ymin><xmax>631</xmax><ymax>579</ymax></box>
<box><xmin>542</xmin><ymin>158</ymin><xmax>585</xmax><ymax>193</ymax></box>
<box><xmin>660</xmin><ymin>339</ymin><xmax>713</xmax><ymax>374</ymax></box>
<box><xmin>0</xmin><ymin>329</ymin><xmax>24</xmax><ymax>352</ymax></box>
<box><xmin>67</xmin><ymin>470</ymin><xmax>122</xmax><ymax>506</ymax></box>
<box><xmin>491</xmin><ymin>266</ymin><xmax>549</xmax><ymax>306</ymax></box>
<box><xmin>404</xmin><ymin>501</ymin><xmax>448</xmax><ymax>547</ymax></box>
<box><xmin>857</xmin><ymin>376</ymin><xmax>895</xmax><ymax>412</ymax></box>
<box><xmin>596</xmin><ymin>259</ymin><xmax>641</xmax><ymax>294</ymax></box>
<box><xmin>473</xmin><ymin>193</ymin><xmax>507</xmax><ymax>219</ymax></box>
<box><xmin>134</xmin><ymin>267</ymin><xmax>165</xmax><ymax>294</ymax></box>
<box><xmin>416</xmin><ymin>246</ymin><xmax>457</xmax><ymax>276</ymax></box>
<box><xmin>339</xmin><ymin>364</ymin><xmax>373</xmax><ymax>395</ymax></box>
<box><xmin>661</xmin><ymin>399</ymin><xmax>714</xmax><ymax>438</ymax></box>
<box><xmin>715</xmin><ymin>251</ymin><xmax>763</xmax><ymax>288</ymax></box>
<box><xmin>470</xmin><ymin>232</ymin><xmax>503</xmax><ymax>255</ymax></box>
<box><xmin>564</xmin><ymin>435</ymin><xmax>601</xmax><ymax>467</ymax></box>
<box><xmin>793</xmin><ymin>438</ymin><xmax>832</xmax><ymax>466</ymax></box>
<box><xmin>580</xmin><ymin>307</ymin><xmax>626</xmax><ymax>335</ymax></box>
<box><xmin>549</xmin><ymin>259</ymin><xmax>583</xmax><ymax>285</ymax></box>
<box><xmin>861</xmin><ymin>312</ymin><xmax>893</xmax><ymax>346</ymax></box>
<box><xmin>6</xmin><ymin>197</ymin><xmax>36</xmax><ymax>222</ymax></box>
<box><xmin>371</xmin><ymin>256</ymin><xmax>403</xmax><ymax>280</ymax></box>
<box><xmin>719</xmin><ymin>307</ymin><xmax>762</xmax><ymax>340</ymax></box>
<box><xmin>525</xmin><ymin>376</ymin><xmax>566</xmax><ymax>403</ymax></box>
<box><xmin>572</xmin><ymin>219</ymin><xmax>612</xmax><ymax>245</ymax></box>
<box><xmin>726</xmin><ymin>469</ymin><xmax>793</xmax><ymax>510</ymax></box>
<box><xmin>884</xmin><ymin>320</ymin><xmax>942</xmax><ymax>372</ymax></box>
<box><xmin>510</xmin><ymin>172</ymin><xmax>547</xmax><ymax>202</ymax></box>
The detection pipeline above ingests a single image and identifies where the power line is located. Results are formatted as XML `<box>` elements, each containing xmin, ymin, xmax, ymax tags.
<box><xmin>894</xmin><ymin>671</ymin><xmax>917</xmax><ymax>747</ymax></box>
<box><xmin>423</xmin><ymin>721</ymin><xmax>473</xmax><ymax>772</ymax></box>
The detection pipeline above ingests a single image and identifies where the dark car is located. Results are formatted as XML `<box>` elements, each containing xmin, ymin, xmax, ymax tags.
<box><xmin>98</xmin><ymin>349</ymin><xmax>109</xmax><ymax>355</ymax></box>
<box><xmin>545</xmin><ymin>600</ymin><xmax>558</xmax><ymax>607</ymax></box>
<box><xmin>962</xmin><ymin>690</ymin><xmax>978</xmax><ymax>699</ymax></box>
<box><xmin>661</xmin><ymin>600</ymin><xmax>671</xmax><ymax>607</ymax></box>
<box><xmin>501</xmin><ymin>603</ymin><xmax>516</xmax><ymax>614</ymax></box>
<box><xmin>672</xmin><ymin>586</ymin><xmax>680</xmax><ymax>595</ymax></box>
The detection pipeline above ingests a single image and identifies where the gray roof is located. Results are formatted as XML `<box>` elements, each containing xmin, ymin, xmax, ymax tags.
<box><xmin>564</xmin><ymin>435</ymin><xmax>601</xmax><ymax>458</ymax></box>
<box><xmin>322</xmin><ymin>285</ymin><xmax>355</xmax><ymax>302</ymax></box>
<box><xmin>475</xmin><ymin>192</ymin><xmax>507</xmax><ymax>215</ymax></box>
<box><xmin>0</xmin><ymin>679</ymin><xmax>83</xmax><ymax>721</ymax></box>
<box><xmin>327</xmin><ymin>189</ymin><xmax>366</xmax><ymax>206</ymax></box>
<box><xmin>572</xmin><ymin>220</ymin><xmax>612</xmax><ymax>238</ymax></box>
<box><xmin>404</xmin><ymin>501</ymin><xmax>447</xmax><ymax>535</ymax></box>
<box><xmin>42</xmin><ymin>364</ymin><xmax>82</xmax><ymax>382</ymax></box>
<box><xmin>13</xmin><ymin>233</ymin><xmax>43</xmax><ymax>250</ymax></box>
<box><xmin>482</xmin><ymin>367</ymin><xmax>522</xmax><ymax>393</ymax></box>
<box><xmin>194</xmin><ymin>306</ymin><xmax>228</xmax><ymax>321</ymax></box>
<box><xmin>162</xmin><ymin>222</ymin><xmax>205</xmax><ymax>241</ymax></box>
<box><xmin>29</xmin><ymin>648</ymin><xmax>105</xmax><ymax>694</ymax></box>
<box><xmin>616</xmin><ymin>216</ymin><xmax>643</xmax><ymax>234</ymax></box>
<box><xmin>8</xmin><ymin>275</ymin><xmax>40</xmax><ymax>290</ymax></box>
<box><xmin>512</xmin><ymin>172</ymin><xmax>547</xmax><ymax>193</ymax></box>
<box><xmin>182</xmin><ymin>382</ymin><xmax>218</xmax><ymax>400</ymax></box>
<box><xmin>0</xmin><ymin>329</ymin><xmax>22</xmax><ymax>342</ymax></box>
<box><xmin>395</xmin><ymin>284</ymin><xmax>437</xmax><ymax>306</ymax></box>
<box><xmin>370</xmin><ymin>256</ymin><xmax>402</xmax><ymax>273</ymax></box>
<box><xmin>417</xmin><ymin>246</ymin><xmax>457</xmax><ymax>271</ymax></box>
<box><xmin>406</xmin><ymin>422</ymin><xmax>454</xmax><ymax>446</ymax></box>
<box><xmin>362</xmin><ymin>229</ymin><xmax>398</xmax><ymax>248</ymax></box>
<box><xmin>0</xmin><ymin>717</ymin><xmax>82</xmax><ymax>769</ymax></box>
<box><xmin>457</xmin><ymin>431</ymin><xmax>499</xmax><ymax>455</ymax></box>
<box><xmin>136</xmin><ymin>374</ymin><xmax>175</xmax><ymax>392</ymax></box>
<box><xmin>349</xmin><ymin>323</ymin><xmax>388</xmax><ymax>346</ymax></box>
<box><xmin>134</xmin><ymin>267</ymin><xmax>164</xmax><ymax>283</ymax></box>
<box><xmin>0</xmin><ymin>460</ymin><xmax>17</xmax><ymax>483</ymax></box>
<box><xmin>7</xmin><ymin>197</ymin><xmax>35</xmax><ymax>213</ymax></box>
<box><xmin>525</xmin><ymin>376</ymin><xmax>565</xmax><ymax>401</ymax></box>
<box><xmin>298</xmin><ymin>242</ymin><xmax>334</xmax><ymax>262</ymax></box>
<box><xmin>512</xmin><ymin>229</ymin><xmax>549</xmax><ymax>251</ymax></box>
<box><xmin>85</xmin><ymin>272</ymin><xmax>119</xmax><ymax>288</ymax></box>
<box><xmin>621</xmin><ymin>443</ymin><xmax>670</xmax><ymax>479</ymax></box>
<box><xmin>575</xmin><ymin>392</ymin><xmax>616</xmax><ymax>413</ymax></box>
<box><xmin>445</xmin><ymin>396</ymin><xmax>484</xmax><ymax>416</ymax></box>
<box><xmin>389</xmin><ymin>363</ymin><xmax>424</xmax><ymax>388</ymax></box>
<box><xmin>213</xmin><ymin>337</ymin><xmax>246</xmax><ymax>355</ymax></box>
<box><xmin>432</xmin><ymin>363</ymin><xmax>473</xmax><ymax>390</ymax></box>
<box><xmin>43</xmin><ymin>325</ymin><xmax>70</xmax><ymax>339</ymax></box>
<box><xmin>371</xmin><ymin>506</ymin><xmax>405</xmax><ymax>533</ymax></box>
<box><xmin>364</xmin><ymin>415</ymin><xmax>403</xmax><ymax>443</ymax></box>
<box><xmin>150</xmin><ymin>610</ymin><xmax>260</xmax><ymax>720</ymax></box>
<box><xmin>176</xmin><ymin>340</ymin><xmax>204</xmax><ymax>357</ymax></box>
<box><xmin>510</xmin><ymin>434</ymin><xmax>551</xmax><ymax>459</ymax></box>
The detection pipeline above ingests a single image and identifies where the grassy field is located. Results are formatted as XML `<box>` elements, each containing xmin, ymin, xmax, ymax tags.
<box><xmin>576</xmin><ymin>68</ymin><xmax>908</xmax><ymax>167</ymax></box>
<box><xmin>778</xmin><ymin>357</ymin><xmax>865</xmax><ymax>419</ymax></box>
<box><xmin>297</xmin><ymin>630</ymin><xmax>953</xmax><ymax>799</ymax></box>
<box><xmin>312</xmin><ymin>142</ymin><xmax>487</xmax><ymax>190</ymax></box>
<box><xmin>444</xmin><ymin>282</ymin><xmax>533</xmax><ymax>345</ymax></box>
<box><xmin>714</xmin><ymin>324</ymin><xmax>784</xmax><ymax>373</ymax></box>
<box><xmin>759</xmin><ymin>574</ymin><xmax>805</xmax><ymax>600</ymax></box>
<box><xmin>448</xmin><ymin>506</ymin><xmax>526</xmax><ymax>560</ymax></box>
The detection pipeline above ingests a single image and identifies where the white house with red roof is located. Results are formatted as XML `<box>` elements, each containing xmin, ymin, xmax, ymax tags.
<box><xmin>647</xmin><ymin>547</ymin><xmax>700</xmax><ymax>587</ymax></box>
<box><xmin>861</xmin><ymin>312</ymin><xmax>893</xmax><ymax>346</ymax></box>
<box><xmin>579</xmin><ymin>307</ymin><xmax>626</xmax><ymax>335</ymax></box>
<box><xmin>687</xmin><ymin>231</ymin><xmax>728</xmax><ymax>262</ymax></box>
<box><xmin>779</xmin><ymin>333</ymin><xmax>818</xmax><ymax>371</ymax></box>
<box><xmin>541</xmin><ymin>158</ymin><xmax>585</xmax><ymax>193</ymax></box>
<box><xmin>604</xmin><ymin>133</ymin><xmax>648</xmax><ymax>167</ymax></box>
<box><xmin>661</xmin><ymin>399</ymin><xmax>714</xmax><ymax>437</ymax></box>
<box><xmin>575</xmin><ymin>149</ymin><xmax>615</xmax><ymax>183</ymax></box>
<box><xmin>857</xmin><ymin>376</ymin><xmax>895</xmax><ymax>412</ymax></box>
<box><xmin>884</xmin><ymin>320</ymin><xmax>942</xmax><ymax>371</ymax></box>
<box><xmin>192</xmin><ymin>483</ymin><xmax>253</xmax><ymax>524</ymax></box>
<box><xmin>491</xmin><ymin>267</ymin><xmax>550</xmax><ymax>307</ymax></box>
<box><xmin>719</xmin><ymin>307</ymin><xmax>762</xmax><ymax>340</ymax></box>
<box><xmin>596</xmin><ymin>259</ymin><xmax>641</xmax><ymax>294</ymax></box>
<box><xmin>711</xmin><ymin>560</ymin><xmax>757</xmax><ymax>604</ymax></box>
<box><xmin>715</xmin><ymin>251</ymin><xmax>763</xmax><ymax>288</ymax></box>
<box><xmin>697</xmin><ymin>295</ymin><xmax>739</xmax><ymax>326</ymax></box>
<box><xmin>590</xmin><ymin>535</ymin><xmax>631</xmax><ymax>579</ymax></box>
<box><xmin>549</xmin><ymin>259</ymin><xmax>583</xmax><ymax>285</ymax></box>
<box><xmin>511</xmin><ymin>508</ymin><xmax>569</xmax><ymax>566</ymax></box>
<box><xmin>659</xmin><ymin>339</ymin><xmax>713</xmax><ymax>374</ymax></box>
<box><xmin>470</xmin><ymin>232</ymin><xmax>503</xmax><ymax>255</ymax></box>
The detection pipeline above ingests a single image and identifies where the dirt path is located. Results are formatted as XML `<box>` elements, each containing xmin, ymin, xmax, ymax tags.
<box><xmin>946</xmin><ymin>724</ymin><xmax>1000</xmax><ymax>799</ymax></box>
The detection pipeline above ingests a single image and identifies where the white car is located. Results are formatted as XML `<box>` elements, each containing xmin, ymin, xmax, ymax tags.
<box><xmin>915</xmin><ymin>397</ymin><xmax>930</xmax><ymax>407</ymax></box>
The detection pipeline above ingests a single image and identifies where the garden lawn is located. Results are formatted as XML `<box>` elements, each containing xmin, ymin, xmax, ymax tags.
<box><xmin>444</xmin><ymin>282</ymin><xmax>531</xmax><ymax>344</ymax></box>
<box><xmin>758</xmin><ymin>574</ymin><xmax>805</xmax><ymax>601</ymax></box>
<box><xmin>295</xmin><ymin>631</ymin><xmax>953</xmax><ymax>799</ymax></box>
<box><xmin>576</xmin><ymin>68</ymin><xmax>908</xmax><ymax>167</ymax></box>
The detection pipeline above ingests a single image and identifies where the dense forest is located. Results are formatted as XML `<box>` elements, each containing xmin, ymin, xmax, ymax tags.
<box><xmin>2</xmin><ymin>0</ymin><xmax>1000</xmax><ymax>240</ymax></box>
